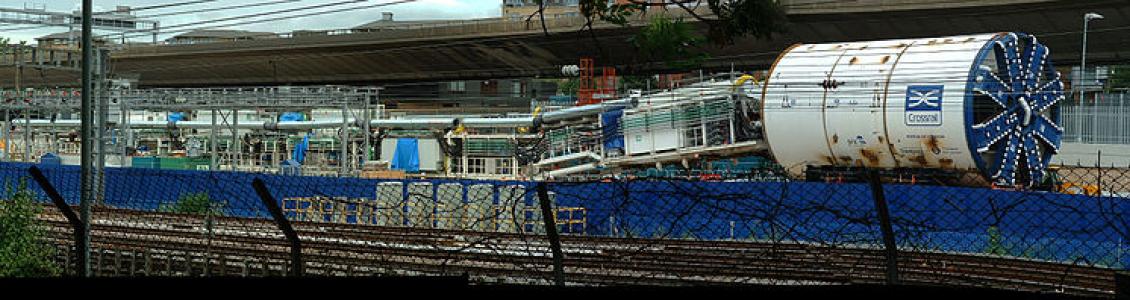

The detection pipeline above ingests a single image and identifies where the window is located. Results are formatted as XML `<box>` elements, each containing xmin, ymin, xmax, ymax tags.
<box><xmin>480</xmin><ymin>80</ymin><xmax>498</xmax><ymax>95</ymax></box>
<box><xmin>448</xmin><ymin>81</ymin><xmax>466</xmax><ymax>93</ymax></box>
<box><xmin>512</xmin><ymin>81</ymin><xmax>523</xmax><ymax>97</ymax></box>
<box><xmin>684</xmin><ymin>127</ymin><xmax>703</xmax><ymax>147</ymax></box>
<box><xmin>467</xmin><ymin>158</ymin><xmax>486</xmax><ymax>174</ymax></box>
<box><xmin>495</xmin><ymin>158</ymin><xmax>512</xmax><ymax>175</ymax></box>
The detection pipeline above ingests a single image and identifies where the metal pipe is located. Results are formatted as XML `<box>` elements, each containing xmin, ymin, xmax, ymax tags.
<box><xmin>79</xmin><ymin>0</ymin><xmax>93</xmax><ymax>277</ymax></box>
<box><xmin>340</xmin><ymin>101</ymin><xmax>348</xmax><ymax>175</ymax></box>
<box><xmin>3</xmin><ymin>109</ymin><xmax>9</xmax><ymax>161</ymax></box>
<box><xmin>369</xmin><ymin>117</ymin><xmax>531</xmax><ymax>129</ymax></box>
<box><xmin>17</xmin><ymin>46</ymin><xmax>30</xmax><ymax>162</ymax></box>
<box><xmin>544</xmin><ymin>162</ymin><xmax>600</xmax><ymax>178</ymax></box>
<box><xmin>210</xmin><ymin>109</ymin><xmax>218</xmax><ymax>170</ymax></box>
<box><xmin>14</xmin><ymin>92</ymin><xmax>641</xmax><ymax>142</ymax></box>
<box><xmin>363</xmin><ymin>89</ymin><xmax>374</xmax><ymax>164</ymax></box>
<box><xmin>118</xmin><ymin>89</ymin><xmax>128</xmax><ymax>168</ymax></box>
<box><xmin>13</xmin><ymin>119</ymin><xmax>359</xmax><ymax>129</ymax></box>
<box><xmin>96</xmin><ymin>49</ymin><xmax>108</xmax><ymax>196</ymax></box>
<box><xmin>540</xmin><ymin>98</ymin><xmax>632</xmax><ymax>122</ymax></box>
<box><xmin>232</xmin><ymin>109</ymin><xmax>239</xmax><ymax>168</ymax></box>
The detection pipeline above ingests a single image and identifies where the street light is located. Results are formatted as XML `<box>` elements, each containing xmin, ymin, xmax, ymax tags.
<box><xmin>1078</xmin><ymin>12</ymin><xmax>1103</xmax><ymax>142</ymax></box>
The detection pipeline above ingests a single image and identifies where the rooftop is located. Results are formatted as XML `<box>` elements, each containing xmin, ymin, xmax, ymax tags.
<box><xmin>170</xmin><ymin>29</ymin><xmax>279</xmax><ymax>39</ymax></box>
<box><xmin>37</xmin><ymin>31</ymin><xmax>107</xmax><ymax>41</ymax></box>
<box><xmin>352</xmin><ymin>12</ymin><xmax>499</xmax><ymax>30</ymax></box>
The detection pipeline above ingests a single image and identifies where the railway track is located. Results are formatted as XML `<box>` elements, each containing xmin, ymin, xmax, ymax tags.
<box><xmin>36</xmin><ymin>206</ymin><xmax>1117</xmax><ymax>296</ymax></box>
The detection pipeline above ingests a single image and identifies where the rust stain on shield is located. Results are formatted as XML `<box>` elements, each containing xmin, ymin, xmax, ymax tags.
<box><xmin>860</xmin><ymin>149</ymin><xmax>881</xmax><ymax>167</ymax></box>
<box><xmin>909</xmin><ymin>155</ymin><xmax>929</xmax><ymax>167</ymax></box>
<box><xmin>924</xmin><ymin>135</ymin><xmax>943</xmax><ymax>155</ymax></box>
<box><xmin>939</xmin><ymin>158</ymin><xmax>955</xmax><ymax>168</ymax></box>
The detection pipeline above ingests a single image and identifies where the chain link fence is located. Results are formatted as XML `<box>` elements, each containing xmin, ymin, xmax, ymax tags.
<box><xmin>1</xmin><ymin>161</ymin><xmax>1127</xmax><ymax>296</ymax></box>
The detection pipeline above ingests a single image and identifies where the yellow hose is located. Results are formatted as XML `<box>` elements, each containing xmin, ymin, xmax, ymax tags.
<box><xmin>732</xmin><ymin>74</ymin><xmax>760</xmax><ymax>92</ymax></box>
<box><xmin>517</xmin><ymin>106</ymin><xmax>542</xmax><ymax>134</ymax></box>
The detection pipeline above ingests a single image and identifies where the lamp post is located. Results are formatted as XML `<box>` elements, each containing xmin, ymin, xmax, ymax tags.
<box><xmin>1078</xmin><ymin>12</ymin><xmax>1103</xmax><ymax>142</ymax></box>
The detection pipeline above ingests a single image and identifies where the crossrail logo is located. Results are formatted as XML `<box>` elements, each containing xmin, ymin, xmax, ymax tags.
<box><xmin>906</xmin><ymin>85</ymin><xmax>943</xmax><ymax>126</ymax></box>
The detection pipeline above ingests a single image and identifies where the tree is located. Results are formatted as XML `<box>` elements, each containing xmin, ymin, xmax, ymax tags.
<box><xmin>159</xmin><ymin>192</ymin><xmax>222</xmax><ymax>216</ymax></box>
<box><xmin>630</xmin><ymin>15</ymin><xmax>707</xmax><ymax>69</ymax></box>
<box><xmin>0</xmin><ymin>180</ymin><xmax>61</xmax><ymax>277</ymax></box>
<box><xmin>1107</xmin><ymin>65</ymin><xmax>1130</xmax><ymax>91</ymax></box>
<box><xmin>158</xmin><ymin>192</ymin><xmax>223</xmax><ymax>274</ymax></box>
<box><xmin>557</xmin><ymin>78</ymin><xmax>579</xmax><ymax>96</ymax></box>
<box><xmin>527</xmin><ymin>1</ymin><xmax>787</xmax><ymax>70</ymax></box>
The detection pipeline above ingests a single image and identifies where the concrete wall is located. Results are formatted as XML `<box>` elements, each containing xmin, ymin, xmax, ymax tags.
<box><xmin>1054</xmin><ymin>142</ymin><xmax>1130</xmax><ymax>167</ymax></box>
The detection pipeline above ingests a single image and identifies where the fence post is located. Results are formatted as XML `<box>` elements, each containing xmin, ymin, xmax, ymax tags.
<box><xmin>536</xmin><ymin>182</ymin><xmax>565</xmax><ymax>286</ymax></box>
<box><xmin>28</xmin><ymin>166</ymin><xmax>89</xmax><ymax>277</ymax></box>
<box><xmin>866</xmin><ymin>169</ymin><xmax>899</xmax><ymax>285</ymax></box>
<box><xmin>251</xmin><ymin>178</ymin><xmax>303</xmax><ymax>277</ymax></box>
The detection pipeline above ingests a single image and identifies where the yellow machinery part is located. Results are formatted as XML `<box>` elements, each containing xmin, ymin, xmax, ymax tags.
<box><xmin>1057</xmin><ymin>182</ymin><xmax>1100</xmax><ymax>196</ymax></box>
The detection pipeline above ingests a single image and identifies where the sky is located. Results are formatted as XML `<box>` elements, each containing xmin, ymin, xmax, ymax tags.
<box><xmin>1</xmin><ymin>0</ymin><xmax>502</xmax><ymax>43</ymax></box>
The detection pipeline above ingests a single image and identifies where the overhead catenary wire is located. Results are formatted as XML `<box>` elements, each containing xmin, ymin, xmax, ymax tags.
<box><xmin>137</xmin><ymin>0</ymin><xmax>303</xmax><ymax>18</ymax></box>
<box><xmin>93</xmin><ymin>0</ymin><xmax>220</xmax><ymax>15</ymax></box>
<box><xmin>0</xmin><ymin>24</ymin><xmax>52</xmax><ymax>31</ymax></box>
<box><xmin>0</xmin><ymin>0</ymin><xmax>214</xmax><ymax>36</ymax></box>
<box><xmin>111</xmin><ymin>0</ymin><xmax>419</xmax><ymax>41</ymax></box>
<box><xmin>107</xmin><ymin>0</ymin><xmax>386</xmax><ymax>38</ymax></box>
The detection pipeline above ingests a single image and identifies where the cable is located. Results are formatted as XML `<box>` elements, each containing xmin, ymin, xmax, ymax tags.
<box><xmin>138</xmin><ymin>0</ymin><xmax>302</xmax><ymax>18</ymax></box>
<box><xmin>112</xmin><ymin>0</ymin><xmax>419</xmax><ymax>40</ymax></box>
<box><xmin>111</xmin><ymin>0</ymin><xmax>373</xmax><ymax>36</ymax></box>
<box><xmin>171</xmin><ymin>0</ymin><xmax>416</xmax><ymax>35</ymax></box>
<box><xmin>0</xmin><ymin>24</ymin><xmax>51</xmax><ymax>31</ymax></box>
<box><xmin>106</xmin><ymin>0</ymin><xmax>218</xmax><ymax>13</ymax></box>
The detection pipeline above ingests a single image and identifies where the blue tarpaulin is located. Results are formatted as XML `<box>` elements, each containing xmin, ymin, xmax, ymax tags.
<box><xmin>390</xmin><ymin>138</ymin><xmax>420</xmax><ymax>172</ymax></box>
<box><xmin>292</xmin><ymin>134</ymin><xmax>310</xmax><ymax>164</ymax></box>
<box><xmin>167</xmin><ymin>112</ymin><xmax>187</xmax><ymax>122</ymax></box>
<box><xmin>279</xmin><ymin>112</ymin><xmax>306</xmax><ymax>122</ymax></box>
<box><xmin>601</xmin><ymin>109</ymin><xmax>624</xmax><ymax>150</ymax></box>
<box><xmin>2</xmin><ymin>161</ymin><xmax>1128</xmax><ymax>268</ymax></box>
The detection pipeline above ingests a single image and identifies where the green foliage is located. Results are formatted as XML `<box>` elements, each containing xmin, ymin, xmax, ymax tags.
<box><xmin>631</xmin><ymin>15</ymin><xmax>708</xmax><ymax>69</ymax></box>
<box><xmin>159</xmin><ymin>192</ymin><xmax>222</xmax><ymax>216</ymax></box>
<box><xmin>0</xmin><ymin>36</ymin><xmax>9</xmax><ymax>55</ymax></box>
<box><xmin>0</xmin><ymin>180</ymin><xmax>60</xmax><ymax>277</ymax></box>
<box><xmin>704</xmin><ymin>0</ymin><xmax>788</xmax><ymax>45</ymax></box>
<box><xmin>569</xmin><ymin>1</ymin><xmax>787</xmax><ymax>71</ymax></box>
<box><xmin>984</xmin><ymin>226</ymin><xmax>1009</xmax><ymax>256</ymax></box>
<box><xmin>0</xmin><ymin>37</ymin><xmax>28</xmax><ymax>55</ymax></box>
<box><xmin>579</xmin><ymin>1</ymin><xmax>787</xmax><ymax>44</ymax></box>
<box><xmin>619</xmin><ymin>75</ymin><xmax>650</xmax><ymax>92</ymax></box>
<box><xmin>579</xmin><ymin>0</ymin><xmax>641</xmax><ymax>26</ymax></box>
<box><xmin>557</xmin><ymin>78</ymin><xmax>579</xmax><ymax>96</ymax></box>
<box><xmin>1108</xmin><ymin>65</ymin><xmax>1130</xmax><ymax>91</ymax></box>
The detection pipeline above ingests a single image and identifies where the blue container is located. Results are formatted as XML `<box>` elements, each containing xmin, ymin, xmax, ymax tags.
<box><xmin>39</xmin><ymin>153</ymin><xmax>62</xmax><ymax>166</ymax></box>
<box><xmin>549</xmin><ymin>95</ymin><xmax>577</xmax><ymax>106</ymax></box>
<box><xmin>132</xmin><ymin>156</ymin><xmax>161</xmax><ymax>169</ymax></box>
<box><xmin>280</xmin><ymin>159</ymin><xmax>302</xmax><ymax>176</ymax></box>
<box><xmin>737</xmin><ymin>156</ymin><xmax>766</xmax><ymax>163</ymax></box>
